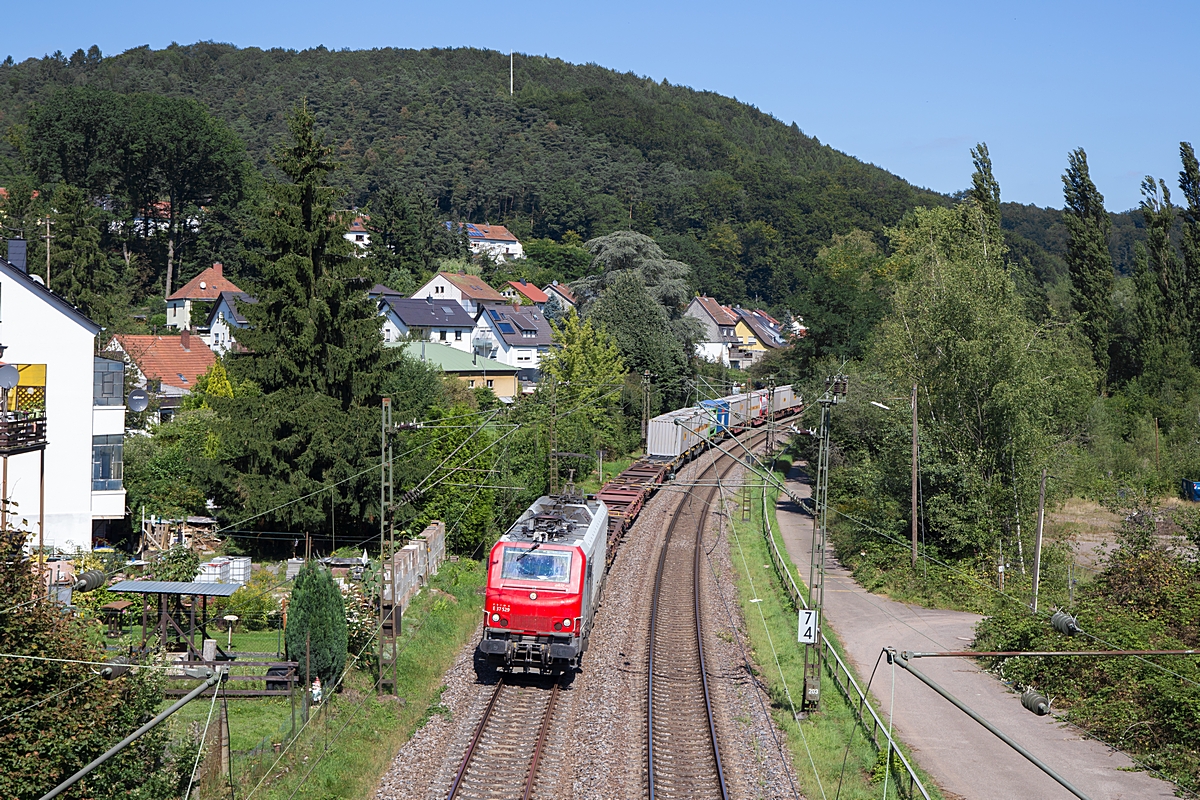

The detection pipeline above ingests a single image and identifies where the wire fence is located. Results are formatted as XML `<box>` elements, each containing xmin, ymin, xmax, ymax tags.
<box><xmin>758</xmin><ymin>478</ymin><xmax>931</xmax><ymax>800</ymax></box>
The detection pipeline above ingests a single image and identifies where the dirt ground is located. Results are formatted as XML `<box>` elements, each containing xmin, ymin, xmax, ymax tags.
<box><xmin>1047</xmin><ymin>496</ymin><xmax>1192</xmax><ymax>571</ymax></box>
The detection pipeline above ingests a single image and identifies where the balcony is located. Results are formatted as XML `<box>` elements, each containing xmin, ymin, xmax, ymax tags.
<box><xmin>0</xmin><ymin>411</ymin><xmax>48</xmax><ymax>454</ymax></box>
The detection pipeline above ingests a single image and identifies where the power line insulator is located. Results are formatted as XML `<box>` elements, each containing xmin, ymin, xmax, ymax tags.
<box><xmin>1021</xmin><ymin>688</ymin><xmax>1050</xmax><ymax>715</ymax></box>
<box><xmin>1050</xmin><ymin>609</ymin><xmax>1082</xmax><ymax>636</ymax></box>
<box><xmin>73</xmin><ymin>570</ymin><xmax>106</xmax><ymax>593</ymax></box>
<box><xmin>101</xmin><ymin>656</ymin><xmax>132</xmax><ymax>680</ymax></box>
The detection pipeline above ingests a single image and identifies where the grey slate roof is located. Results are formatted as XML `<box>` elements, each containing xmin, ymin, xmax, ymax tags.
<box><xmin>481</xmin><ymin>306</ymin><xmax>553</xmax><ymax>347</ymax></box>
<box><xmin>109</xmin><ymin>580</ymin><xmax>242</xmax><ymax>596</ymax></box>
<box><xmin>206</xmin><ymin>291</ymin><xmax>256</xmax><ymax>327</ymax></box>
<box><xmin>381</xmin><ymin>296</ymin><xmax>475</xmax><ymax>328</ymax></box>
<box><xmin>0</xmin><ymin>256</ymin><xmax>101</xmax><ymax>333</ymax></box>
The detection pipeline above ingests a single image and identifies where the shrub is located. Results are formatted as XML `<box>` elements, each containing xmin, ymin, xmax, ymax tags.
<box><xmin>285</xmin><ymin>563</ymin><xmax>347</xmax><ymax>687</ymax></box>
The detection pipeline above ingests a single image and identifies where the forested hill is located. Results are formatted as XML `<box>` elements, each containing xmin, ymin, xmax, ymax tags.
<box><xmin>0</xmin><ymin>42</ymin><xmax>947</xmax><ymax>304</ymax></box>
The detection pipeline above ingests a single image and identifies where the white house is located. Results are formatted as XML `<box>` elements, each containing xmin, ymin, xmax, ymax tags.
<box><xmin>542</xmin><ymin>281</ymin><xmax>577</xmax><ymax>311</ymax></box>
<box><xmin>378</xmin><ymin>295</ymin><xmax>476</xmax><ymax>351</ymax></box>
<box><xmin>685</xmin><ymin>296</ymin><xmax>741</xmax><ymax>367</ymax></box>
<box><xmin>345</xmin><ymin>215</ymin><xmax>371</xmax><ymax>254</ymax></box>
<box><xmin>205</xmin><ymin>291</ymin><xmax>256</xmax><ymax>354</ymax></box>
<box><xmin>411</xmin><ymin>271</ymin><xmax>509</xmax><ymax>317</ymax></box>
<box><xmin>0</xmin><ymin>251</ymin><xmax>126</xmax><ymax>552</ymax></box>
<box><xmin>472</xmin><ymin>305</ymin><xmax>553</xmax><ymax>380</ymax></box>
<box><xmin>166</xmin><ymin>263</ymin><xmax>244</xmax><ymax>330</ymax></box>
<box><xmin>446</xmin><ymin>222</ymin><xmax>525</xmax><ymax>262</ymax></box>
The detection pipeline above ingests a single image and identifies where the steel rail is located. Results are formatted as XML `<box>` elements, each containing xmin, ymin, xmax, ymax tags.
<box><xmin>523</xmin><ymin>681</ymin><xmax>561</xmax><ymax>800</ymax></box>
<box><xmin>648</xmin><ymin>434</ymin><xmax>762</xmax><ymax>800</ymax></box>
<box><xmin>447</xmin><ymin>677</ymin><xmax>506</xmax><ymax>800</ymax></box>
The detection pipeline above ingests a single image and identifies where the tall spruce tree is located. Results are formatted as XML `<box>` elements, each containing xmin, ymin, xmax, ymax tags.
<box><xmin>1179</xmin><ymin>142</ymin><xmax>1200</xmax><ymax>363</ymax></box>
<box><xmin>285</xmin><ymin>562</ymin><xmax>348</xmax><ymax>687</ymax></box>
<box><xmin>1062</xmin><ymin>148</ymin><xmax>1115</xmax><ymax>385</ymax></box>
<box><xmin>213</xmin><ymin>103</ymin><xmax>386</xmax><ymax>540</ymax></box>
<box><xmin>364</xmin><ymin>187</ymin><xmax>466</xmax><ymax>293</ymax></box>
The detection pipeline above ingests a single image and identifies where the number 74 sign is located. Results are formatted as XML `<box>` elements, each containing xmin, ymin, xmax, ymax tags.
<box><xmin>798</xmin><ymin>609</ymin><xmax>819</xmax><ymax>644</ymax></box>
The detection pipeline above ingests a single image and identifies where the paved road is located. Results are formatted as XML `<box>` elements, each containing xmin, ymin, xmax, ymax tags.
<box><xmin>776</xmin><ymin>464</ymin><xmax>1176</xmax><ymax>800</ymax></box>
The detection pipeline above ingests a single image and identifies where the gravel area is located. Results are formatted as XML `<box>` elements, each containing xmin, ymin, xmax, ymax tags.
<box><xmin>374</xmin><ymin>441</ymin><xmax>803</xmax><ymax>800</ymax></box>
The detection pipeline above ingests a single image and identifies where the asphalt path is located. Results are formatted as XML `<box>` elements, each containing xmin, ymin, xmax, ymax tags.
<box><xmin>775</xmin><ymin>464</ymin><xmax>1178</xmax><ymax>800</ymax></box>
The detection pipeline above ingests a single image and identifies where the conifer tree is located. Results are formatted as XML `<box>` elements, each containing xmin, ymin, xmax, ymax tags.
<box><xmin>285</xmin><ymin>562</ymin><xmax>348</xmax><ymax>687</ymax></box>
<box><xmin>1062</xmin><ymin>148</ymin><xmax>1115</xmax><ymax>385</ymax></box>
<box><xmin>1179</xmin><ymin>142</ymin><xmax>1200</xmax><ymax>363</ymax></box>
<box><xmin>213</xmin><ymin>103</ymin><xmax>386</xmax><ymax>539</ymax></box>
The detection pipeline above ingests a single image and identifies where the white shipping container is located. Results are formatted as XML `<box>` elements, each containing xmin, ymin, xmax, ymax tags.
<box><xmin>749</xmin><ymin>390</ymin><xmax>768</xmax><ymax>422</ymax></box>
<box><xmin>772</xmin><ymin>385</ymin><xmax>798</xmax><ymax>412</ymax></box>
<box><xmin>647</xmin><ymin>407</ymin><xmax>706</xmax><ymax>457</ymax></box>
<box><xmin>726</xmin><ymin>393</ymin><xmax>751</xmax><ymax>428</ymax></box>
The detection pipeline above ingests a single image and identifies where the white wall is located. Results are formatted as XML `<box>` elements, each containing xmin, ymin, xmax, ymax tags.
<box><xmin>0</xmin><ymin>269</ymin><xmax>103</xmax><ymax>552</ymax></box>
<box><xmin>166</xmin><ymin>298</ymin><xmax>190</xmax><ymax>329</ymax></box>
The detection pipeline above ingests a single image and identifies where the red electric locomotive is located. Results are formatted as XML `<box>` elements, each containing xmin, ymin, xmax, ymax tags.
<box><xmin>477</xmin><ymin>492</ymin><xmax>608</xmax><ymax>672</ymax></box>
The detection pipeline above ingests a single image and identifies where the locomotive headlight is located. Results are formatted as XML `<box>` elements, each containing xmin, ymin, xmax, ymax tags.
<box><xmin>491</xmin><ymin>613</ymin><xmax>500</xmax><ymax>622</ymax></box>
<box><xmin>562</xmin><ymin>618</ymin><xmax>572</xmax><ymax>628</ymax></box>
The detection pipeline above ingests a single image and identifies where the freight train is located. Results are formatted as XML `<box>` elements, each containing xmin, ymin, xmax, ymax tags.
<box><xmin>477</xmin><ymin>385</ymin><xmax>802</xmax><ymax>672</ymax></box>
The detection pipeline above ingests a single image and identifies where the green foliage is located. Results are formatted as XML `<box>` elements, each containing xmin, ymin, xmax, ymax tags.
<box><xmin>975</xmin><ymin>505</ymin><xmax>1200</xmax><ymax>792</ymax></box>
<box><xmin>538</xmin><ymin>310</ymin><xmax>630</xmax><ymax>481</ymax></box>
<box><xmin>285</xmin><ymin>562</ymin><xmax>348</xmax><ymax>687</ymax></box>
<box><xmin>211</xmin><ymin>104</ymin><xmax>387</xmax><ymax>543</ymax></box>
<box><xmin>865</xmin><ymin>202</ymin><xmax>1094</xmax><ymax>556</ymax></box>
<box><xmin>589</xmin><ymin>270</ymin><xmax>689</xmax><ymax>401</ymax></box>
<box><xmin>223</xmin><ymin>568</ymin><xmax>282</xmax><ymax>631</ymax></box>
<box><xmin>1063</xmin><ymin>148</ymin><xmax>1116</xmax><ymax>383</ymax></box>
<box><xmin>0</xmin><ymin>528</ymin><xmax>190</xmax><ymax>800</ymax></box>
<box><xmin>365</xmin><ymin>187</ymin><xmax>466</xmax><ymax>293</ymax></box>
<box><xmin>123</xmin><ymin>410</ymin><xmax>215</xmax><ymax>518</ymax></box>
<box><xmin>154</xmin><ymin>544</ymin><xmax>200</xmax><ymax>581</ymax></box>
<box><xmin>340</xmin><ymin>583</ymin><xmax>377</xmax><ymax>669</ymax></box>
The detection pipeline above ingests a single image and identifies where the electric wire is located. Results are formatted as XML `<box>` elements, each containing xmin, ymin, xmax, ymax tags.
<box><xmin>832</xmin><ymin>649</ymin><xmax>886</xmax><ymax>800</ymax></box>
<box><xmin>719</xmin><ymin>462</ymin><xmax>828</xmax><ymax>800</ymax></box>
<box><xmin>706</xmin><ymin>458</ymin><xmax>802</xmax><ymax>800</ymax></box>
<box><xmin>182</xmin><ymin>671</ymin><xmax>222</xmax><ymax>800</ymax></box>
<box><xmin>0</xmin><ymin>674</ymin><xmax>100</xmax><ymax>724</ymax></box>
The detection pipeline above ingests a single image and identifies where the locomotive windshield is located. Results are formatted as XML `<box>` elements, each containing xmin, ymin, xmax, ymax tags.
<box><xmin>500</xmin><ymin>547</ymin><xmax>572</xmax><ymax>583</ymax></box>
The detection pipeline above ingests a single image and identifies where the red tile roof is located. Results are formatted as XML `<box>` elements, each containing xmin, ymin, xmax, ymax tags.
<box><xmin>440</xmin><ymin>272</ymin><xmax>507</xmax><ymax>302</ymax></box>
<box><xmin>543</xmin><ymin>282</ymin><xmax>576</xmax><ymax>305</ymax></box>
<box><xmin>112</xmin><ymin>332</ymin><xmax>215</xmax><ymax>391</ymax></box>
<box><xmin>348</xmin><ymin>216</ymin><xmax>369</xmax><ymax>233</ymax></box>
<box><xmin>505</xmin><ymin>280</ymin><xmax>549</xmax><ymax>303</ymax></box>
<box><xmin>167</xmin><ymin>263</ymin><xmax>243</xmax><ymax>302</ymax></box>
<box><xmin>696</xmin><ymin>296</ymin><xmax>738</xmax><ymax>326</ymax></box>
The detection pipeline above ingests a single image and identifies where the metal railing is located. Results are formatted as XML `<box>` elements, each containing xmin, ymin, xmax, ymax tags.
<box><xmin>759</xmin><ymin>485</ymin><xmax>931</xmax><ymax>800</ymax></box>
<box><xmin>0</xmin><ymin>411</ymin><xmax>47</xmax><ymax>453</ymax></box>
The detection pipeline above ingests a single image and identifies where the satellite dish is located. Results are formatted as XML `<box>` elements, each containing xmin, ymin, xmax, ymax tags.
<box><xmin>30</xmin><ymin>274</ymin><xmax>45</xmax><ymax>286</ymax></box>
<box><xmin>0</xmin><ymin>364</ymin><xmax>18</xmax><ymax>390</ymax></box>
<box><xmin>199</xmin><ymin>281</ymin><xmax>207</xmax><ymax>290</ymax></box>
<box><xmin>127</xmin><ymin>387</ymin><xmax>150</xmax><ymax>413</ymax></box>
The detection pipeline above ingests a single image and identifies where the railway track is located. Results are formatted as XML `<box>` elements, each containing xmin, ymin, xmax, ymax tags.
<box><xmin>446</xmin><ymin>676</ymin><xmax>562</xmax><ymax>800</ymax></box>
<box><xmin>647</xmin><ymin>432</ymin><xmax>764</xmax><ymax>800</ymax></box>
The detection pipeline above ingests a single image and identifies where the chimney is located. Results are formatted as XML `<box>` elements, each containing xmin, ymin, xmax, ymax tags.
<box><xmin>520</xmin><ymin>278</ymin><xmax>527</xmax><ymax>285</ymax></box>
<box><xmin>212</xmin><ymin>262</ymin><xmax>223</xmax><ymax>278</ymax></box>
<box><xmin>181</xmin><ymin>329</ymin><xmax>191</xmax><ymax>351</ymax></box>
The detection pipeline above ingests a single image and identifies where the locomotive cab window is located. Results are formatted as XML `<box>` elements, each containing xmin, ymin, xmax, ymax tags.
<box><xmin>501</xmin><ymin>547</ymin><xmax>571</xmax><ymax>583</ymax></box>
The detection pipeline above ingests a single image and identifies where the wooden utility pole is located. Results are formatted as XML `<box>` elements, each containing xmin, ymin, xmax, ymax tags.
<box><xmin>40</xmin><ymin>216</ymin><xmax>53</xmax><ymax>290</ymax></box>
<box><xmin>1154</xmin><ymin>417</ymin><xmax>1160</xmax><ymax>471</ymax></box>
<box><xmin>1030</xmin><ymin>468</ymin><xmax>1048</xmax><ymax>612</ymax></box>
<box><xmin>911</xmin><ymin>383</ymin><xmax>918</xmax><ymax>569</ymax></box>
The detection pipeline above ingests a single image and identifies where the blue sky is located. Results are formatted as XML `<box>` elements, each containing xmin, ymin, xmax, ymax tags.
<box><xmin>6</xmin><ymin>1</ymin><xmax>1196</xmax><ymax>211</ymax></box>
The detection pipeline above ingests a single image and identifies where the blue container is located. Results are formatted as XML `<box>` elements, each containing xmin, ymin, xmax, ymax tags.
<box><xmin>700</xmin><ymin>400</ymin><xmax>731</xmax><ymax>434</ymax></box>
<box><xmin>1182</xmin><ymin>480</ymin><xmax>1200</xmax><ymax>502</ymax></box>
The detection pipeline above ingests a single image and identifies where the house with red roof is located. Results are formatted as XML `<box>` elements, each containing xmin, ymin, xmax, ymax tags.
<box><xmin>345</xmin><ymin>215</ymin><xmax>371</xmax><ymax>253</ymax></box>
<box><xmin>166</xmin><ymin>263</ymin><xmax>244</xmax><ymax>330</ymax></box>
<box><xmin>106</xmin><ymin>331</ymin><xmax>215</xmax><ymax>421</ymax></box>
<box><xmin>542</xmin><ymin>280</ymin><xmax>576</xmax><ymax>311</ymax></box>
<box><xmin>501</xmin><ymin>279</ymin><xmax>549</xmax><ymax>307</ymax></box>
<box><xmin>446</xmin><ymin>222</ymin><xmax>525</xmax><ymax>262</ymax></box>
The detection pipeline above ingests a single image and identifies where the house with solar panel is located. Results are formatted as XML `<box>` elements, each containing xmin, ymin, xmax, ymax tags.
<box><xmin>472</xmin><ymin>305</ymin><xmax>553</xmax><ymax>381</ymax></box>
<box><xmin>445</xmin><ymin>222</ymin><xmax>525</xmax><ymax>262</ymax></box>
<box><xmin>377</xmin><ymin>293</ymin><xmax>476</xmax><ymax>352</ymax></box>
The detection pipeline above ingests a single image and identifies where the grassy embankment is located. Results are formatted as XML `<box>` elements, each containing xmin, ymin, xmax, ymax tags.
<box><xmin>724</xmin><ymin>449</ymin><xmax>944</xmax><ymax>800</ymax></box>
<box><xmin>167</xmin><ymin>558</ymin><xmax>486</xmax><ymax>799</ymax></box>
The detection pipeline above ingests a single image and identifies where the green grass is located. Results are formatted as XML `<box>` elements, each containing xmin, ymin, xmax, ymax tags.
<box><xmin>722</xmin><ymin>453</ymin><xmax>944</xmax><ymax>800</ymax></box>
<box><xmin>165</xmin><ymin>559</ymin><xmax>487</xmax><ymax>799</ymax></box>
